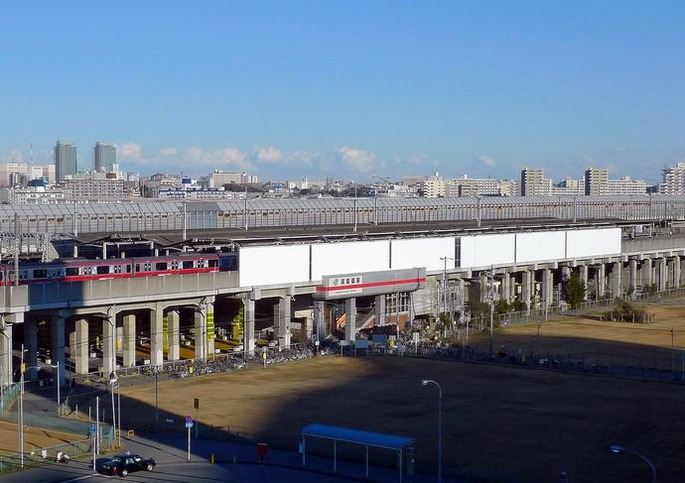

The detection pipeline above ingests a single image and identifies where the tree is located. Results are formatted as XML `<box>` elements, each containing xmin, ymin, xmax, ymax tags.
<box><xmin>565</xmin><ymin>272</ymin><xmax>587</xmax><ymax>310</ymax></box>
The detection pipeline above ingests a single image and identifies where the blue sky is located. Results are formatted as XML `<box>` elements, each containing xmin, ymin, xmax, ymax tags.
<box><xmin>1</xmin><ymin>0</ymin><xmax>684</xmax><ymax>184</ymax></box>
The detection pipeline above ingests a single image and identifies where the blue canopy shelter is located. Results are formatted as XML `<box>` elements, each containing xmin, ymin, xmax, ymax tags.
<box><xmin>301</xmin><ymin>423</ymin><xmax>416</xmax><ymax>482</ymax></box>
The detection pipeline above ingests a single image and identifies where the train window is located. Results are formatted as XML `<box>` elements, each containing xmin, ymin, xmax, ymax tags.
<box><xmin>33</xmin><ymin>269</ymin><xmax>47</xmax><ymax>278</ymax></box>
<box><xmin>156</xmin><ymin>262</ymin><xmax>168</xmax><ymax>271</ymax></box>
<box><xmin>171</xmin><ymin>261</ymin><xmax>181</xmax><ymax>270</ymax></box>
<box><xmin>125</xmin><ymin>264</ymin><xmax>131</xmax><ymax>273</ymax></box>
<box><xmin>135</xmin><ymin>264</ymin><xmax>141</xmax><ymax>272</ymax></box>
<box><xmin>19</xmin><ymin>270</ymin><xmax>29</xmax><ymax>280</ymax></box>
<box><xmin>183</xmin><ymin>260</ymin><xmax>194</xmax><ymax>269</ymax></box>
<box><xmin>66</xmin><ymin>267</ymin><xmax>79</xmax><ymax>276</ymax></box>
<box><xmin>208</xmin><ymin>259</ymin><xmax>218</xmax><ymax>268</ymax></box>
<box><xmin>97</xmin><ymin>266</ymin><xmax>110</xmax><ymax>275</ymax></box>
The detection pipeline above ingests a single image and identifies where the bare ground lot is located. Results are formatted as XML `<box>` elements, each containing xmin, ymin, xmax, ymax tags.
<box><xmin>120</xmin><ymin>299</ymin><xmax>685</xmax><ymax>483</ymax></box>
<box><xmin>2</xmin><ymin>298</ymin><xmax>685</xmax><ymax>481</ymax></box>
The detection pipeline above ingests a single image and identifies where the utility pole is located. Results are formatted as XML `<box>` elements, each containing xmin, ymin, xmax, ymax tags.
<box><xmin>489</xmin><ymin>266</ymin><xmax>495</xmax><ymax>354</ymax></box>
<box><xmin>440</xmin><ymin>256</ymin><xmax>453</xmax><ymax>334</ymax></box>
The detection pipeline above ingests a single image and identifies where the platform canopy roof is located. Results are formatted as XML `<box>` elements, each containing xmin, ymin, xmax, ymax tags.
<box><xmin>301</xmin><ymin>423</ymin><xmax>415</xmax><ymax>451</ymax></box>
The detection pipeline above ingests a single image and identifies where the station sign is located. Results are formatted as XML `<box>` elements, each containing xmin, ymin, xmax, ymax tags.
<box><xmin>314</xmin><ymin>268</ymin><xmax>426</xmax><ymax>301</ymax></box>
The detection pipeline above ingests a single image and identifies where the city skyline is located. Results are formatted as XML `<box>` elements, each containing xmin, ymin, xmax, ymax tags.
<box><xmin>2</xmin><ymin>1</ymin><xmax>685</xmax><ymax>184</ymax></box>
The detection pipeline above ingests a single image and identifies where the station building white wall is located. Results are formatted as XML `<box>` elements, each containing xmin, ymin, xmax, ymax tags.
<box><xmin>460</xmin><ymin>233</ymin><xmax>516</xmax><ymax>268</ymax></box>
<box><xmin>239</xmin><ymin>244</ymin><xmax>310</xmax><ymax>286</ymax></box>
<box><xmin>311</xmin><ymin>240</ymin><xmax>390</xmax><ymax>280</ymax></box>
<box><xmin>390</xmin><ymin>237</ymin><xmax>456</xmax><ymax>271</ymax></box>
<box><xmin>566</xmin><ymin>228</ymin><xmax>621</xmax><ymax>258</ymax></box>
<box><xmin>515</xmin><ymin>231</ymin><xmax>567</xmax><ymax>263</ymax></box>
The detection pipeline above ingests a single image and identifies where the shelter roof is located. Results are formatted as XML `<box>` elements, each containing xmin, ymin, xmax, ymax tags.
<box><xmin>301</xmin><ymin>423</ymin><xmax>415</xmax><ymax>451</ymax></box>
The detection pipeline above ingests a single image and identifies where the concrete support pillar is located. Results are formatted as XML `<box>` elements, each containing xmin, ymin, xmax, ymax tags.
<box><xmin>659</xmin><ymin>257</ymin><xmax>667</xmax><ymax>292</ymax></box>
<box><xmin>167</xmin><ymin>310</ymin><xmax>180</xmax><ymax>361</ymax></box>
<box><xmin>102</xmin><ymin>316</ymin><xmax>115</xmax><ymax>376</ymax></box>
<box><xmin>0</xmin><ymin>322</ymin><xmax>12</xmax><ymax>388</ymax></box>
<box><xmin>579</xmin><ymin>265</ymin><xmax>589</xmax><ymax>300</ymax></box>
<box><xmin>542</xmin><ymin>269</ymin><xmax>552</xmax><ymax>308</ymax></box>
<box><xmin>73</xmin><ymin>318</ymin><xmax>89</xmax><ymax>376</ymax></box>
<box><xmin>502</xmin><ymin>272</ymin><xmax>511</xmax><ymax>304</ymax></box>
<box><xmin>276</xmin><ymin>296</ymin><xmax>292</xmax><ymax>349</ymax></box>
<box><xmin>150</xmin><ymin>305</ymin><xmax>164</xmax><ymax>367</ymax></box>
<box><xmin>375</xmin><ymin>295</ymin><xmax>386</xmax><ymax>327</ymax></box>
<box><xmin>643</xmin><ymin>259</ymin><xmax>653</xmax><ymax>288</ymax></box>
<box><xmin>206</xmin><ymin>298</ymin><xmax>215</xmax><ymax>357</ymax></box>
<box><xmin>629</xmin><ymin>259</ymin><xmax>638</xmax><ymax>298</ymax></box>
<box><xmin>678</xmin><ymin>257</ymin><xmax>684</xmax><ymax>288</ymax></box>
<box><xmin>194</xmin><ymin>308</ymin><xmax>207</xmax><ymax>360</ymax></box>
<box><xmin>25</xmin><ymin>318</ymin><xmax>38</xmax><ymax>381</ymax></box>
<box><xmin>521</xmin><ymin>271</ymin><xmax>532</xmax><ymax>314</ymax></box>
<box><xmin>243</xmin><ymin>296</ymin><xmax>256</xmax><ymax>355</ymax></box>
<box><xmin>52</xmin><ymin>316</ymin><xmax>66</xmax><ymax>386</ymax></box>
<box><xmin>597</xmin><ymin>264</ymin><xmax>606</xmax><ymax>299</ymax></box>
<box><xmin>344</xmin><ymin>298</ymin><xmax>356</xmax><ymax>341</ymax></box>
<box><xmin>672</xmin><ymin>257</ymin><xmax>681</xmax><ymax>289</ymax></box>
<box><xmin>611</xmin><ymin>262</ymin><xmax>622</xmax><ymax>299</ymax></box>
<box><xmin>122</xmin><ymin>314</ymin><xmax>136</xmax><ymax>368</ymax></box>
<box><xmin>313</xmin><ymin>301</ymin><xmax>325</xmax><ymax>342</ymax></box>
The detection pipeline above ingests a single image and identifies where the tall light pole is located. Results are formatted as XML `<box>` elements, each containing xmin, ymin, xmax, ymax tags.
<box><xmin>610</xmin><ymin>445</ymin><xmax>656</xmax><ymax>483</ymax></box>
<box><xmin>109</xmin><ymin>371</ymin><xmax>118</xmax><ymax>447</ymax></box>
<box><xmin>19</xmin><ymin>345</ymin><xmax>25</xmax><ymax>468</ymax></box>
<box><xmin>488</xmin><ymin>266</ymin><xmax>495</xmax><ymax>354</ymax></box>
<box><xmin>422</xmin><ymin>379</ymin><xmax>442</xmax><ymax>482</ymax></box>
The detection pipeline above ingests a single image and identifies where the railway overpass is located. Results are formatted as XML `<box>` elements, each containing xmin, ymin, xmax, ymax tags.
<box><xmin>1</xmin><ymin>217</ymin><xmax>684</xmax><ymax>390</ymax></box>
<box><xmin>0</xmin><ymin>196</ymin><xmax>685</xmax><ymax>384</ymax></box>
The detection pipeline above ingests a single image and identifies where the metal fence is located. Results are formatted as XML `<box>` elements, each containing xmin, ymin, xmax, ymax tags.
<box><xmin>0</xmin><ymin>437</ymin><xmax>94</xmax><ymax>474</ymax></box>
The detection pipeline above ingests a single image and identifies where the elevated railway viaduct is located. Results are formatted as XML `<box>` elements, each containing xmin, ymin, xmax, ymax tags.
<box><xmin>0</xmin><ymin>196</ymin><xmax>684</xmax><ymax>387</ymax></box>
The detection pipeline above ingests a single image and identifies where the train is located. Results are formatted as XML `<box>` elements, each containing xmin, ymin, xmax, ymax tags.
<box><xmin>0</xmin><ymin>252</ymin><xmax>239</xmax><ymax>286</ymax></box>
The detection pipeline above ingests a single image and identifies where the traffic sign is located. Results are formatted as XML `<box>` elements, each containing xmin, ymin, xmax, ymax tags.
<box><xmin>186</xmin><ymin>415</ymin><xmax>193</xmax><ymax>424</ymax></box>
<box><xmin>90</xmin><ymin>423</ymin><xmax>96</xmax><ymax>433</ymax></box>
<box><xmin>185</xmin><ymin>422</ymin><xmax>194</xmax><ymax>429</ymax></box>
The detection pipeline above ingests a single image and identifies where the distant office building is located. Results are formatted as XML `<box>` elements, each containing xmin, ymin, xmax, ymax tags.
<box><xmin>451</xmin><ymin>175</ymin><xmax>500</xmax><ymax>197</ymax></box>
<box><xmin>520</xmin><ymin>167</ymin><xmax>551</xmax><ymax>196</ymax></box>
<box><xmin>59</xmin><ymin>171</ymin><xmax>125</xmax><ymax>199</ymax></box>
<box><xmin>421</xmin><ymin>174</ymin><xmax>448</xmax><ymax>198</ymax></box>
<box><xmin>94</xmin><ymin>142</ymin><xmax>116</xmax><ymax>172</ymax></box>
<box><xmin>552</xmin><ymin>177</ymin><xmax>584</xmax><ymax>196</ymax></box>
<box><xmin>55</xmin><ymin>140</ymin><xmax>77</xmax><ymax>182</ymax></box>
<box><xmin>584</xmin><ymin>167</ymin><xmax>609</xmax><ymax>196</ymax></box>
<box><xmin>605</xmin><ymin>177</ymin><xmax>649</xmax><ymax>196</ymax></box>
<box><xmin>0</xmin><ymin>162</ymin><xmax>54</xmax><ymax>186</ymax></box>
<box><xmin>660</xmin><ymin>162</ymin><xmax>685</xmax><ymax>194</ymax></box>
<box><xmin>209</xmin><ymin>170</ymin><xmax>257</xmax><ymax>188</ymax></box>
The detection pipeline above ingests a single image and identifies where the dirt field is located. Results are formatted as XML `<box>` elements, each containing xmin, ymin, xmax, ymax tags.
<box><xmin>0</xmin><ymin>421</ymin><xmax>84</xmax><ymax>456</ymax></box>
<box><xmin>117</xmin><ymin>298</ymin><xmax>685</xmax><ymax>483</ymax></box>
<box><xmin>3</xmin><ymin>298</ymin><xmax>685</xmax><ymax>481</ymax></box>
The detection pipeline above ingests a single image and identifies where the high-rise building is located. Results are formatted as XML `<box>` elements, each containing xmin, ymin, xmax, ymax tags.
<box><xmin>94</xmin><ymin>142</ymin><xmax>116</xmax><ymax>172</ymax></box>
<box><xmin>55</xmin><ymin>141</ymin><xmax>77</xmax><ymax>182</ymax></box>
<box><xmin>584</xmin><ymin>167</ymin><xmax>609</xmax><ymax>196</ymax></box>
<box><xmin>520</xmin><ymin>167</ymin><xmax>551</xmax><ymax>196</ymax></box>
<box><xmin>660</xmin><ymin>162</ymin><xmax>685</xmax><ymax>194</ymax></box>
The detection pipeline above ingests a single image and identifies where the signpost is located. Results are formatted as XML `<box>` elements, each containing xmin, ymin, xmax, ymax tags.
<box><xmin>185</xmin><ymin>415</ymin><xmax>193</xmax><ymax>461</ymax></box>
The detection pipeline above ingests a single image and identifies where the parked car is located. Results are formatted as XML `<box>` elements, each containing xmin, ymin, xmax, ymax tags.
<box><xmin>101</xmin><ymin>453</ymin><xmax>156</xmax><ymax>477</ymax></box>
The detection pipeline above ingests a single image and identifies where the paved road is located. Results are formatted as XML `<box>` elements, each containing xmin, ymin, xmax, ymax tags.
<box><xmin>4</xmin><ymin>387</ymin><xmax>457</xmax><ymax>482</ymax></box>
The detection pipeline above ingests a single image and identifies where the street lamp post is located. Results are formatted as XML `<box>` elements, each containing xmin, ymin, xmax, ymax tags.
<box><xmin>610</xmin><ymin>445</ymin><xmax>656</xmax><ymax>483</ymax></box>
<box><xmin>421</xmin><ymin>379</ymin><xmax>442</xmax><ymax>482</ymax></box>
<box><xmin>109</xmin><ymin>371</ymin><xmax>118</xmax><ymax>447</ymax></box>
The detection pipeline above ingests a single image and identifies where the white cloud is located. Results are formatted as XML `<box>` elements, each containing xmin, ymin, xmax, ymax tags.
<box><xmin>160</xmin><ymin>147</ymin><xmax>177</xmax><ymax>156</ymax></box>
<box><xmin>336</xmin><ymin>146</ymin><xmax>375</xmax><ymax>172</ymax></box>
<box><xmin>117</xmin><ymin>142</ymin><xmax>143</xmax><ymax>160</ymax></box>
<box><xmin>478</xmin><ymin>155</ymin><xmax>496</xmax><ymax>167</ymax></box>
<box><xmin>254</xmin><ymin>146</ymin><xmax>282</xmax><ymax>163</ymax></box>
